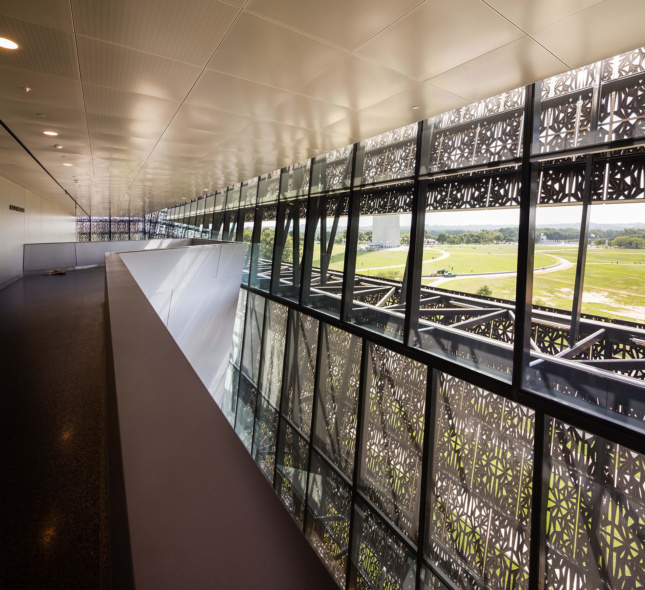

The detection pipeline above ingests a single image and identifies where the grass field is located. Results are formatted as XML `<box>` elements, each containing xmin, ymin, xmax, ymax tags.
<box><xmin>310</xmin><ymin>242</ymin><xmax>645</xmax><ymax>322</ymax></box>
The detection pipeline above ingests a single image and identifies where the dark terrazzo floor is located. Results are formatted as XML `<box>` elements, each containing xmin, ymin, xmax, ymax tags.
<box><xmin>0</xmin><ymin>268</ymin><xmax>105</xmax><ymax>589</ymax></box>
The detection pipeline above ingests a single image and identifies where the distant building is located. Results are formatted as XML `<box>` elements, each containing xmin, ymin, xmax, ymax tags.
<box><xmin>372</xmin><ymin>215</ymin><xmax>401</xmax><ymax>248</ymax></box>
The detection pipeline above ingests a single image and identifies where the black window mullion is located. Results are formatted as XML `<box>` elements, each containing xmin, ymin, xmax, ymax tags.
<box><xmin>340</xmin><ymin>144</ymin><xmax>360</xmax><ymax>323</ymax></box>
<box><xmin>512</xmin><ymin>82</ymin><xmax>541</xmax><ymax>392</ymax></box>
<box><xmin>344</xmin><ymin>338</ymin><xmax>368</xmax><ymax>590</ymax></box>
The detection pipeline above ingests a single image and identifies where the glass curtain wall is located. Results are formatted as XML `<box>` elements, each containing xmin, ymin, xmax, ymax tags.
<box><xmin>147</xmin><ymin>45</ymin><xmax>645</xmax><ymax>590</ymax></box>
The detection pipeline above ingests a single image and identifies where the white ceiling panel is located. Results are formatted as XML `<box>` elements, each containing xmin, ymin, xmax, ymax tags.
<box><xmin>357</xmin><ymin>83</ymin><xmax>469</xmax><ymax>128</ymax></box>
<box><xmin>245</xmin><ymin>0</ymin><xmax>423</xmax><ymax>50</ymax></box>
<box><xmin>263</xmin><ymin>94</ymin><xmax>354</xmax><ymax>130</ymax></box>
<box><xmin>160</xmin><ymin>125</ymin><xmax>230</xmax><ymax>148</ymax></box>
<box><xmin>0</xmin><ymin>0</ymin><xmax>643</xmax><ymax>217</ymax></box>
<box><xmin>72</xmin><ymin>0</ymin><xmax>239</xmax><ymax>66</ymax></box>
<box><xmin>83</xmin><ymin>84</ymin><xmax>180</xmax><ymax>125</ymax></box>
<box><xmin>77</xmin><ymin>36</ymin><xmax>202</xmax><ymax>100</ymax></box>
<box><xmin>483</xmin><ymin>0</ymin><xmax>604</xmax><ymax>34</ymax></box>
<box><xmin>291</xmin><ymin>129</ymin><xmax>357</xmax><ymax>154</ymax></box>
<box><xmin>356</xmin><ymin>0</ymin><xmax>523</xmax><ymax>80</ymax></box>
<box><xmin>298</xmin><ymin>55</ymin><xmax>417</xmax><ymax>111</ymax></box>
<box><xmin>532</xmin><ymin>0</ymin><xmax>645</xmax><ymax>69</ymax></box>
<box><xmin>428</xmin><ymin>37</ymin><xmax>567</xmax><ymax>102</ymax></box>
<box><xmin>218</xmin><ymin>134</ymin><xmax>284</xmax><ymax>155</ymax></box>
<box><xmin>0</xmin><ymin>16</ymin><xmax>79</xmax><ymax>79</ymax></box>
<box><xmin>0</xmin><ymin>66</ymin><xmax>83</xmax><ymax>109</ymax></box>
<box><xmin>236</xmin><ymin>119</ymin><xmax>311</xmax><ymax>144</ymax></box>
<box><xmin>86</xmin><ymin>112</ymin><xmax>166</xmax><ymax>140</ymax></box>
<box><xmin>186</xmin><ymin>70</ymin><xmax>292</xmax><ymax>118</ymax></box>
<box><xmin>206</xmin><ymin>11</ymin><xmax>347</xmax><ymax>91</ymax></box>
<box><xmin>0</xmin><ymin>0</ymin><xmax>74</xmax><ymax>33</ymax></box>
<box><xmin>172</xmin><ymin>104</ymin><xmax>255</xmax><ymax>135</ymax></box>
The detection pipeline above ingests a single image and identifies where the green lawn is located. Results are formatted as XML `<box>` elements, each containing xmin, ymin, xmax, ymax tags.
<box><xmin>308</xmin><ymin>243</ymin><xmax>645</xmax><ymax>321</ymax></box>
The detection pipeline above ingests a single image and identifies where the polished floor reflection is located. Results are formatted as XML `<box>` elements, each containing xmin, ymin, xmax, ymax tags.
<box><xmin>0</xmin><ymin>268</ymin><xmax>105</xmax><ymax>588</ymax></box>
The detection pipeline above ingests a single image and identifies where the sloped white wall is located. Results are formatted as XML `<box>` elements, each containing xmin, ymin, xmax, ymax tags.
<box><xmin>0</xmin><ymin>174</ymin><xmax>75</xmax><ymax>288</ymax></box>
<box><xmin>120</xmin><ymin>243</ymin><xmax>245</xmax><ymax>405</ymax></box>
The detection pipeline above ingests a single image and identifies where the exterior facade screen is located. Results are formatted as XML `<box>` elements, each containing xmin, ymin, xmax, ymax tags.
<box><xmin>82</xmin><ymin>46</ymin><xmax>645</xmax><ymax>589</ymax></box>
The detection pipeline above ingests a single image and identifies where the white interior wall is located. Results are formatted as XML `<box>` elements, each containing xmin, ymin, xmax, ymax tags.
<box><xmin>120</xmin><ymin>243</ymin><xmax>245</xmax><ymax>405</ymax></box>
<box><xmin>0</xmin><ymin>174</ymin><xmax>75</xmax><ymax>288</ymax></box>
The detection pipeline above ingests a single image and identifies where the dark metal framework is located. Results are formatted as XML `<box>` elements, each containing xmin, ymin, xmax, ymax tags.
<box><xmin>87</xmin><ymin>47</ymin><xmax>645</xmax><ymax>589</ymax></box>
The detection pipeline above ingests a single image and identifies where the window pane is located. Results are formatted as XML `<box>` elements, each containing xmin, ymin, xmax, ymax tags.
<box><xmin>234</xmin><ymin>375</ymin><xmax>257</xmax><ymax>452</ymax></box>
<box><xmin>312</xmin><ymin>324</ymin><xmax>362</xmax><ymax>479</ymax></box>
<box><xmin>311</xmin><ymin>146</ymin><xmax>354</xmax><ymax>194</ymax></box>
<box><xmin>252</xmin><ymin>395</ymin><xmax>279</xmax><ymax>482</ymax></box>
<box><xmin>258</xmin><ymin>300</ymin><xmax>287</xmax><ymax>407</ymax></box>
<box><xmin>274</xmin><ymin>198</ymin><xmax>307</xmax><ymax>301</ymax></box>
<box><xmin>426</xmin><ymin>373</ymin><xmax>534</xmax><ymax>589</ymax></box>
<box><xmin>425</xmin><ymin>88</ymin><xmax>524</xmax><ymax>174</ymax></box>
<box><xmin>546</xmin><ymin>419</ymin><xmax>645</xmax><ymax>589</ymax></box>
<box><xmin>413</xmin><ymin>169</ymin><xmax>521</xmax><ymax>382</ymax></box>
<box><xmin>348</xmin><ymin>182</ymin><xmax>413</xmax><ymax>341</ymax></box>
<box><xmin>250</xmin><ymin>205</ymin><xmax>277</xmax><ymax>290</ymax></box>
<box><xmin>306</xmin><ymin>452</ymin><xmax>351</xmax><ymax>588</ymax></box>
<box><xmin>275</xmin><ymin>419</ymin><xmax>309</xmax><ymax>527</ymax></box>
<box><xmin>221</xmin><ymin>364</ymin><xmax>239</xmax><ymax>427</ymax></box>
<box><xmin>350</xmin><ymin>498</ymin><xmax>416</xmax><ymax>590</ymax></box>
<box><xmin>282</xmin><ymin>310</ymin><xmax>319</xmax><ymax>438</ymax></box>
<box><xmin>241</xmin><ymin>293</ymin><xmax>265</xmax><ymax>386</ymax></box>
<box><xmin>357</xmin><ymin>123</ymin><xmax>417</xmax><ymax>185</ymax></box>
<box><xmin>230</xmin><ymin>289</ymin><xmax>247</xmax><ymax>368</ymax></box>
<box><xmin>303</xmin><ymin>192</ymin><xmax>349</xmax><ymax>317</ymax></box>
<box><xmin>359</xmin><ymin>343</ymin><xmax>427</xmax><ymax>542</ymax></box>
<box><xmin>281</xmin><ymin>159</ymin><xmax>311</xmax><ymax>199</ymax></box>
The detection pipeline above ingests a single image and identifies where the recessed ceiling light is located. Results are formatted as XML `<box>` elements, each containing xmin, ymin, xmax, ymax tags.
<box><xmin>53</xmin><ymin>144</ymin><xmax>63</xmax><ymax>150</ymax></box>
<box><xmin>43</xmin><ymin>130</ymin><xmax>58</xmax><ymax>136</ymax></box>
<box><xmin>0</xmin><ymin>38</ymin><xmax>19</xmax><ymax>50</ymax></box>
<box><xmin>411</xmin><ymin>105</ymin><xmax>420</xmax><ymax>110</ymax></box>
<box><xmin>63</xmin><ymin>163</ymin><xmax>72</xmax><ymax>167</ymax></box>
<box><xmin>36</xmin><ymin>113</ymin><xmax>47</xmax><ymax>118</ymax></box>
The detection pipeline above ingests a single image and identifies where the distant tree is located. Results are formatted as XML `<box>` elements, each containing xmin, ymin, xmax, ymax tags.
<box><xmin>437</xmin><ymin>232</ymin><xmax>448</xmax><ymax>243</ymax></box>
<box><xmin>476</xmin><ymin>285</ymin><xmax>493</xmax><ymax>297</ymax></box>
<box><xmin>594</xmin><ymin>238</ymin><xmax>606</xmax><ymax>247</ymax></box>
<box><xmin>243</xmin><ymin>228</ymin><xmax>253</xmax><ymax>243</ymax></box>
<box><xmin>446</xmin><ymin>235</ymin><xmax>462</xmax><ymax>245</ymax></box>
<box><xmin>611</xmin><ymin>236</ymin><xmax>645</xmax><ymax>249</ymax></box>
<box><xmin>259</xmin><ymin>227</ymin><xmax>274</xmax><ymax>258</ymax></box>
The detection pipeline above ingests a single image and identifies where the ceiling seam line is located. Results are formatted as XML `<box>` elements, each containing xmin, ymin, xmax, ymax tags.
<box><xmin>124</xmin><ymin>4</ymin><xmax>249</xmax><ymax>203</ymax></box>
<box><xmin>69</xmin><ymin>0</ymin><xmax>97</xmax><ymax>216</ymax></box>
<box><xmin>479</xmin><ymin>0</ymin><xmax>573</xmax><ymax>69</ymax></box>
<box><xmin>0</xmin><ymin>118</ymin><xmax>90</xmax><ymax>217</ymax></box>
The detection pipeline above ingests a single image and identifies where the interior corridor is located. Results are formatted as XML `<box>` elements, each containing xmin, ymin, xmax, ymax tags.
<box><xmin>0</xmin><ymin>268</ymin><xmax>105</xmax><ymax>588</ymax></box>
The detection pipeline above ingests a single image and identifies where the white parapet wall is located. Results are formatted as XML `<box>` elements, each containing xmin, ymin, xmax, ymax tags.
<box><xmin>120</xmin><ymin>242</ymin><xmax>245</xmax><ymax>405</ymax></box>
<box><xmin>23</xmin><ymin>238</ymin><xmax>192</xmax><ymax>272</ymax></box>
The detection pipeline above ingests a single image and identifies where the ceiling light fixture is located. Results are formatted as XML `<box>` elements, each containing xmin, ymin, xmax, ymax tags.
<box><xmin>36</xmin><ymin>113</ymin><xmax>47</xmax><ymax>118</ymax></box>
<box><xmin>63</xmin><ymin>163</ymin><xmax>72</xmax><ymax>167</ymax></box>
<box><xmin>411</xmin><ymin>105</ymin><xmax>420</xmax><ymax>110</ymax></box>
<box><xmin>0</xmin><ymin>38</ymin><xmax>19</xmax><ymax>50</ymax></box>
<box><xmin>43</xmin><ymin>130</ymin><xmax>58</xmax><ymax>136</ymax></box>
<box><xmin>53</xmin><ymin>144</ymin><xmax>63</xmax><ymax>150</ymax></box>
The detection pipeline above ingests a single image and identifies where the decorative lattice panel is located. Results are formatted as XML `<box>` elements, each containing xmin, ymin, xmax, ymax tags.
<box><xmin>351</xmin><ymin>499</ymin><xmax>417</xmax><ymax>590</ymax></box>
<box><xmin>275</xmin><ymin>419</ymin><xmax>309</xmax><ymax>527</ymax></box>
<box><xmin>282</xmin><ymin>311</ymin><xmax>319</xmax><ymax>438</ymax></box>
<box><xmin>258</xmin><ymin>301</ymin><xmax>288</xmax><ymax>406</ymax></box>
<box><xmin>252</xmin><ymin>396</ymin><xmax>279</xmax><ymax>482</ymax></box>
<box><xmin>306</xmin><ymin>452</ymin><xmax>352</xmax><ymax>587</ymax></box>
<box><xmin>241</xmin><ymin>293</ymin><xmax>266</xmax><ymax>385</ymax></box>
<box><xmin>359</xmin><ymin>344</ymin><xmax>427</xmax><ymax>542</ymax></box>
<box><xmin>361</xmin><ymin>123</ymin><xmax>418</xmax><ymax>185</ymax></box>
<box><xmin>427</xmin><ymin>373</ymin><xmax>534</xmax><ymax>589</ymax></box>
<box><xmin>546</xmin><ymin>420</ymin><xmax>645</xmax><ymax>590</ymax></box>
<box><xmin>313</xmin><ymin>324</ymin><xmax>362</xmax><ymax>478</ymax></box>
